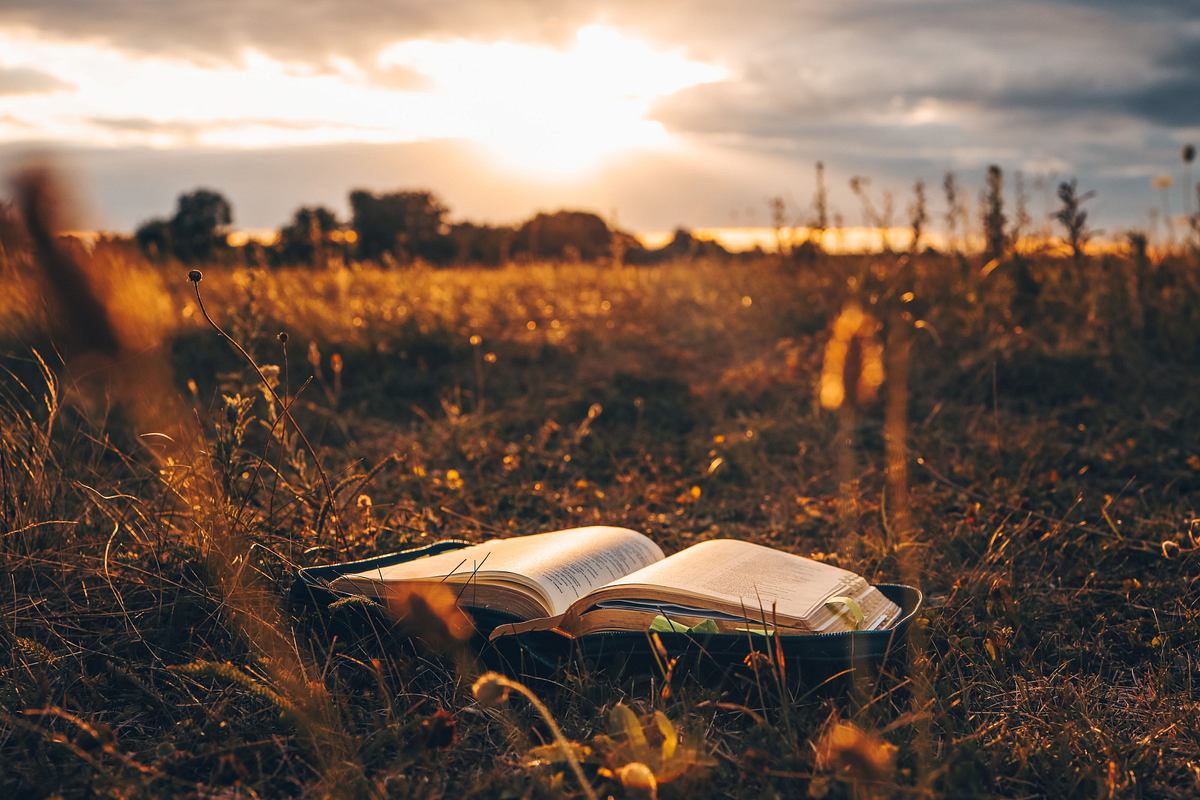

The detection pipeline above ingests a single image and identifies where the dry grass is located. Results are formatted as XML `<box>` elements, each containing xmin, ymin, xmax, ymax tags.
<box><xmin>2</xmin><ymin>235</ymin><xmax>1200</xmax><ymax>797</ymax></box>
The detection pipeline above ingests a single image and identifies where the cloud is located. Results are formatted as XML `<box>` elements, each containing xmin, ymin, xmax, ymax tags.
<box><xmin>82</xmin><ymin>115</ymin><xmax>373</xmax><ymax>147</ymax></box>
<box><xmin>364</xmin><ymin>63</ymin><xmax>430</xmax><ymax>92</ymax></box>
<box><xmin>0</xmin><ymin>1</ymin><xmax>583</xmax><ymax>65</ymax></box>
<box><xmin>2</xmin><ymin>0</ymin><xmax>1194</xmax><ymax>137</ymax></box>
<box><xmin>1123</xmin><ymin>39</ymin><xmax>1200</xmax><ymax>126</ymax></box>
<box><xmin>0</xmin><ymin>138</ymin><xmax>748</xmax><ymax>231</ymax></box>
<box><xmin>87</xmin><ymin>116</ymin><xmax>356</xmax><ymax>134</ymax></box>
<box><xmin>643</xmin><ymin>0</ymin><xmax>1197</xmax><ymax>215</ymax></box>
<box><xmin>0</xmin><ymin>0</ymin><xmax>1195</xmax><ymax>232</ymax></box>
<box><xmin>0</xmin><ymin>64</ymin><xmax>72</xmax><ymax>95</ymax></box>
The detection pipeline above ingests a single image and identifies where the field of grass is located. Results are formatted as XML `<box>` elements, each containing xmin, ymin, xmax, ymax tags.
<box><xmin>3</xmin><ymin>240</ymin><xmax>1200</xmax><ymax>797</ymax></box>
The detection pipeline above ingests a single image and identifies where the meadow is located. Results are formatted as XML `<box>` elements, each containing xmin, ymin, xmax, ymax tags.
<box><xmin>2</xmin><ymin>226</ymin><xmax>1200</xmax><ymax>797</ymax></box>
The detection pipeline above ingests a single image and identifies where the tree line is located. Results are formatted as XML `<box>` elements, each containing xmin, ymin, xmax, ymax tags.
<box><xmin>134</xmin><ymin>188</ymin><xmax>732</xmax><ymax>267</ymax></box>
<box><xmin>133</xmin><ymin>153</ymin><xmax>1200</xmax><ymax>269</ymax></box>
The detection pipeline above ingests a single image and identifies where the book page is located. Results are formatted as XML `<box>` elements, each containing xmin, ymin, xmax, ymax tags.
<box><xmin>594</xmin><ymin>539</ymin><xmax>862</xmax><ymax>623</ymax></box>
<box><xmin>334</xmin><ymin>526</ymin><xmax>664</xmax><ymax>616</ymax></box>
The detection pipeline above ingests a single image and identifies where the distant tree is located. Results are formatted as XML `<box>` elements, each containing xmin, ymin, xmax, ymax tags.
<box><xmin>349</xmin><ymin>189</ymin><xmax>452</xmax><ymax>264</ymax></box>
<box><xmin>981</xmin><ymin>165</ymin><xmax>1006</xmax><ymax>260</ymax></box>
<box><xmin>135</xmin><ymin>218</ymin><xmax>172</xmax><ymax>261</ymax></box>
<box><xmin>169</xmin><ymin>189</ymin><xmax>232</xmax><ymax>263</ymax></box>
<box><xmin>132</xmin><ymin>188</ymin><xmax>232</xmax><ymax>263</ymax></box>
<box><xmin>511</xmin><ymin>210</ymin><xmax>613</xmax><ymax>262</ymax></box>
<box><xmin>623</xmin><ymin>228</ymin><xmax>730</xmax><ymax>265</ymax></box>
<box><xmin>611</xmin><ymin>229</ymin><xmax>646</xmax><ymax>265</ymax></box>
<box><xmin>660</xmin><ymin>228</ymin><xmax>730</xmax><ymax>261</ymax></box>
<box><xmin>449</xmin><ymin>222</ymin><xmax>514</xmax><ymax>266</ymax></box>
<box><xmin>1054</xmin><ymin>179</ymin><xmax>1095</xmax><ymax>262</ymax></box>
<box><xmin>277</xmin><ymin>206</ymin><xmax>341</xmax><ymax>266</ymax></box>
<box><xmin>908</xmin><ymin>180</ymin><xmax>927</xmax><ymax>253</ymax></box>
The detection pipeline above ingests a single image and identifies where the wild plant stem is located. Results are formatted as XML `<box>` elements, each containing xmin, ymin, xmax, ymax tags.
<box><xmin>494</xmin><ymin>675</ymin><xmax>598</xmax><ymax>800</ymax></box>
<box><xmin>191</xmin><ymin>280</ymin><xmax>346</xmax><ymax>544</ymax></box>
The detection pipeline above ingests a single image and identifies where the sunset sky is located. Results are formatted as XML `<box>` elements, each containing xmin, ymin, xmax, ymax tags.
<box><xmin>0</xmin><ymin>1</ymin><xmax>1196</xmax><ymax>238</ymax></box>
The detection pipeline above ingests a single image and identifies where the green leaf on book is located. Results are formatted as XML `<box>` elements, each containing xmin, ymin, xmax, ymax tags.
<box><xmin>825</xmin><ymin>595</ymin><xmax>865</xmax><ymax>629</ymax></box>
<box><xmin>734</xmin><ymin>626</ymin><xmax>775</xmax><ymax>637</ymax></box>
<box><xmin>650</xmin><ymin>615</ymin><xmax>687</xmax><ymax>633</ymax></box>
<box><xmin>649</xmin><ymin>615</ymin><xmax>720</xmax><ymax>634</ymax></box>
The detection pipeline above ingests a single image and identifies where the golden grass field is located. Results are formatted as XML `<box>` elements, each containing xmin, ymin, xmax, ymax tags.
<box><xmin>3</xmin><ymin>230</ymin><xmax>1200</xmax><ymax>796</ymax></box>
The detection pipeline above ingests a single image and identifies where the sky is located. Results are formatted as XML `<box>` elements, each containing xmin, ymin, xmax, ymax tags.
<box><xmin>0</xmin><ymin>0</ymin><xmax>1197</xmax><ymax>241</ymax></box>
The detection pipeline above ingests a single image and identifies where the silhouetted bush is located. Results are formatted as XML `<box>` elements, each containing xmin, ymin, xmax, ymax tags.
<box><xmin>511</xmin><ymin>210</ymin><xmax>613</xmax><ymax>262</ymax></box>
<box><xmin>277</xmin><ymin>206</ymin><xmax>343</xmax><ymax>266</ymax></box>
<box><xmin>625</xmin><ymin>228</ymin><xmax>730</xmax><ymax>265</ymax></box>
<box><xmin>449</xmin><ymin>222</ymin><xmax>514</xmax><ymax>266</ymax></box>
<box><xmin>135</xmin><ymin>188</ymin><xmax>233</xmax><ymax>263</ymax></box>
<box><xmin>349</xmin><ymin>189</ymin><xmax>453</xmax><ymax>264</ymax></box>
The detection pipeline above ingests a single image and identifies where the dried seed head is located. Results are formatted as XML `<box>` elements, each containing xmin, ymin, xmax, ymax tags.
<box><xmin>187</xmin><ymin>269</ymin><xmax>203</xmax><ymax>283</ymax></box>
<box><xmin>386</xmin><ymin>583</ymin><xmax>474</xmax><ymax>650</ymax></box>
<box><xmin>616</xmin><ymin>762</ymin><xmax>658</xmax><ymax>799</ymax></box>
<box><xmin>1184</xmin><ymin>144</ymin><xmax>1196</xmax><ymax>164</ymax></box>
<box><xmin>277</xmin><ymin>331</ymin><xmax>288</xmax><ymax>344</ymax></box>
<box><xmin>471</xmin><ymin>673</ymin><xmax>511</xmax><ymax>707</ymax></box>
<box><xmin>815</xmin><ymin>721</ymin><xmax>895</xmax><ymax>783</ymax></box>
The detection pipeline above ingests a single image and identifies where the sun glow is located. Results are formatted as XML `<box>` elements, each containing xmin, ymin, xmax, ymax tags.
<box><xmin>377</xmin><ymin>25</ymin><xmax>728</xmax><ymax>175</ymax></box>
<box><xmin>0</xmin><ymin>25</ymin><xmax>726</xmax><ymax>176</ymax></box>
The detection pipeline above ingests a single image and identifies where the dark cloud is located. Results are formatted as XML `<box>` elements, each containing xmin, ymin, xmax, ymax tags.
<box><xmin>645</xmin><ymin>0</ymin><xmax>1197</xmax><ymax>213</ymax></box>
<box><xmin>1123</xmin><ymin>39</ymin><xmax>1200</xmax><ymax>126</ymax></box>
<box><xmin>1052</xmin><ymin>0</ymin><xmax>1199</xmax><ymax>18</ymax></box>
<box><xmin>653</xmin><ymin>0</ymin><xmax>1182</xmax><ymax>129</ymax></box>
<box><xmin>0</xmin><ymin>65</ymin><xmax>72</xmax><ymax>95</ymax></box>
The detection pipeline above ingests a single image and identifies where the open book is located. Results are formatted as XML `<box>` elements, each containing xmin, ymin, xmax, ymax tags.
<box><xmin>328</xmin><ymin>526</ymin><xmax>902</xmax><ymax>639</ymax></box>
